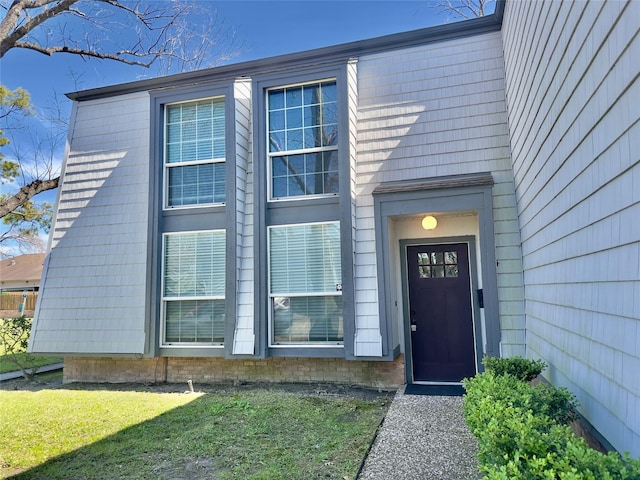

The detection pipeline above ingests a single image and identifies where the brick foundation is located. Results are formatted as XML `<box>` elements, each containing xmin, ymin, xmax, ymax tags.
<box><xmin>63</xmin><ymin>355</ymin><xmax>406</xmax><ymax>389</ymax></box>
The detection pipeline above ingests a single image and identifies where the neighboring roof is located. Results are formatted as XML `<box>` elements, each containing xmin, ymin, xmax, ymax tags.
<box><xmin>0</xmin><ymin>254</ymin><xmax>45</xmax><ymax>286</ymax></box>
<box><xmin>67</xmin><ymin>1</ymin><xmax>505</xmax><ymax>102</ymax></box>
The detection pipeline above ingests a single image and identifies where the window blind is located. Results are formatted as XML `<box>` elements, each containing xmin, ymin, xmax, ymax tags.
<box><xmin>269</xmin><ymin>222</ymin><xmax>341</xmax><ymax>295</ymax></box>
<box><xmin>165</xmin><ymin>97</ymin><xmax>225</xmax><ymax>207</ymax></box>
<box><xmin>166</xmin><ymin>99</ymin><xmax>225</xmax><ymax>163</ymax></box>
<box><xmin>163</xmin><ymin>231</ymin><xmax>226</xmax><ymax>298</ymax></box>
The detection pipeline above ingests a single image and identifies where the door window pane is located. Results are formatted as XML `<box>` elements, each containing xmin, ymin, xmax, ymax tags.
<box><xmin>417</xmin><ymin>249</ymin><xmax>459</xmax><ymax>278</ymax></box>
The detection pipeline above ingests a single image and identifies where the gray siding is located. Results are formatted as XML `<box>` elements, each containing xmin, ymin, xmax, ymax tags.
<box><xmin>232</xmin><ymin>79</ymin><xmax>255</xmax><ymax>355</ymax></box>
<box><xmin>30</xmin><ymin>92</ymin><xmax>151</xmax><ymax>354</ymax></box>
<box><xmin>502</xmin><ymin>0</ymin><xmax>640</xmax><ymax>455</ymax></box>
<box><xmin>355</xmin><ymin>31</ymin><xmax>525</xmax><ymax>357</ymax></box>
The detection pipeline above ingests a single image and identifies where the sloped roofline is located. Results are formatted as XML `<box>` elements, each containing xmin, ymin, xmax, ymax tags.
<box><xmin>67</xmin><ymin>1</ymin><xmax>505</xmax><ymax>102</ymax></box>
<box><xmin>0</xmin><ymin>253</ymin><xmax>45</xmax><ymax>284</ymax></box>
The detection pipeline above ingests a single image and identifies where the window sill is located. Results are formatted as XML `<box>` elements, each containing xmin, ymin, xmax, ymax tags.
<box><xmin>268</xmin><ymin>195</ymin><xmax>338</xmax><ymax>206</ymax></box>
<box><xmin>267</xmin><ymin>346</ymin><xmax>344</xmax><ymax>359</ymax></box>
<box><xmin>163</xmin><ymin>204</ymin><xmax>226</xmax><ymax>215</ymax></box>
<box><xmin>159</xmin><ymin>346</ymin><xmax>225</xmax><ymax>358</ymax></box>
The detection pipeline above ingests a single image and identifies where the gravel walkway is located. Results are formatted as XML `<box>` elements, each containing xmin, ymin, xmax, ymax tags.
<box><xmin>358</xmin><ymin>386</ymin><xmax>481</xmax><ymax>480</ymax></box>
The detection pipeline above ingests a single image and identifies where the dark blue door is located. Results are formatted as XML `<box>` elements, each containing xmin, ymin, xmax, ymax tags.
<box><xmin>407</xmin><ymin>243</ymin><xmax>476</xmax><ymax>382</ymax></box>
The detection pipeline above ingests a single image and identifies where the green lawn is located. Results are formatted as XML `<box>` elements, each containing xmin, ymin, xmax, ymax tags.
<box><xmin>0</xmin><ymin>317</ymin><xmax>62</xmax><ymax>374</ymax></box>
<box><xmin>0</xmin><ymin>353</ymin><xmax>62</xmax><ymax>374</ymax></box>
<box><xmin>0</xmin><ymin>385</ymin><xmax>390</xmax><ymax>480</ymax></box>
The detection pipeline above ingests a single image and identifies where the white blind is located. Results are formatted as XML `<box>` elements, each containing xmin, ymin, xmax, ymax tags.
<box><xmin>167</xmin><ymin>162</ymin><xmax>225</xmax><ymax>206</ymax></box>
<box><xmin>163</xmin><ymin>231</ymin><xmax>226</xmax><ymax>298</ymax></box>
<box><xmin>166</xmin><ymin>97</ymin><xmax>225</xmax><ymax>207</ymax></box>
<box><xmin>166</xmin><ymin>98</ymin><xmax>225</xmax><ymax>163</ymax></box>
<box><xmin>269</xmin><ymin>222</ymin><xmax>341</xmax><ymax>295</ymax></box>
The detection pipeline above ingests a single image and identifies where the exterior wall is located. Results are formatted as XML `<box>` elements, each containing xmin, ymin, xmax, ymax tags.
<box><xmin>31</xmin><ymin>18</ymin><xmax>528</xmax><ymax>388</ymax></box>
<box><xmin>63</xmin><ymin>356</ymin><xmax>404</xmax><ymax>389</ymax></box>
<box><xmin>232</xmin><ymin>78</ymin><xmax>255</xmax><ymax>355</ymax></box>
<box><xmin>355</xmin><ymin>31</ymin><xmax>525</xmax><ymax>357</ymax></box>
<box><xmin>30</xmin><ymin>92</ymin><xmax>151</xmax><ymax>355</ymax></box>
<box><xmin>502</xmin><ymin>0</ymin><xmax>640</xmax><ymax>455</ymax></box>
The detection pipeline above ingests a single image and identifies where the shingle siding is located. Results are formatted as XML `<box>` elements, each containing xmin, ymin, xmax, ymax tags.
<box><xmin>232</xmin><ymin>78</ymin><xmax>255</xmax><ymax>355</ymax></box>
<box><xmin>30</xmin><ymin>92</ymin><xmax>151</xmax><ymax>355</ymax></box>
<box><xmin>502</xmin><ymin>0</ymin><xmax>640</xmax><ymax>456</ymax></box>
<box><xmin>355</xmin><ymin>31</ymin><xmax>525</xmax><ymax>357</ymax></box>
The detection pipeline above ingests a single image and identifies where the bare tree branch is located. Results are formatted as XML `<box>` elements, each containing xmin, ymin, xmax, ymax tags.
<box><xmin>0</xmin><ymin>178</ymin><xmax>58</xmax><ymax>218</ymax></box>
<box><xmin>0</xmin><ymin>0</ymin><xmax>79</xmax><ymax>57</ymax></box>
<box><xmin>11</xmin><ymin>39</ymin><xmax>161</xmax><ymax>66</ymax></box>
<box><xmin>1</xmin><ymin>0</ymin><xmax>242</xmax><ymax>69</ymax></box>
<box><xmin>0</xmin><ymin>0</ymin><xmax>243</xmax><ymax>225</ymax></box>
<box><xmin>435</xmin><ymin>0</ymin><xmax>494</xmax><ymax>19</ymax></box>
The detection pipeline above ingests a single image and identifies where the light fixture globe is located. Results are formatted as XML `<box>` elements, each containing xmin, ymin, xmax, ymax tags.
<box><xmin>421</xmin><ymin>215</ymin><xmax>438</xmax><ymax>230</ymax></box>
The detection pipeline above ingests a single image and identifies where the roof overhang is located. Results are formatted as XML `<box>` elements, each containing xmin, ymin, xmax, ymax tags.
<box><xmin>67</xmin><ymin>1</ymin><xmax>505</xmax><ymax>102</ymax></box>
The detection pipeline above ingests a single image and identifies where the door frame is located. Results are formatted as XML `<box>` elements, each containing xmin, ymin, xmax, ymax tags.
<box><xmin>400</xmin><ymin>236</ymin><xmax>483</xmax><ymax>385</ymax></box>
<box><xmin>372</xmin><ymin>173</ymin><xmax>500</xmax><ymax>363</ymax></box>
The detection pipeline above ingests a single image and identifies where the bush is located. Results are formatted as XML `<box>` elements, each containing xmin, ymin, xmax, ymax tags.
<box><xmin>0</xmin><ymin>316</ymin><xmax>39</xmax><ymax>380</ymax></box>
<box><xmin>463</xmin><ymin>371</ymin><xmax>640</xmax><ymax>479</ymax></box>
<box><xmin>482</xmin><ymin>356</ymin><xmax>547</xmax><ymax>382</ymax></box>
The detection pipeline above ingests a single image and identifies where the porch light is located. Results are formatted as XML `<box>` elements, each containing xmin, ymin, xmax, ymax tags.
<box><xmin>421</xmin><ymin>215</ymin><xmax>438</xmax><ymax>230</ymax></box>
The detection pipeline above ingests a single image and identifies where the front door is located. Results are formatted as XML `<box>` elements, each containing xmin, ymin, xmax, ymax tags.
<box><xmin>406</xmin><ymin>243</ymin><xmax>476</xmax><ymax>383</ymax></box>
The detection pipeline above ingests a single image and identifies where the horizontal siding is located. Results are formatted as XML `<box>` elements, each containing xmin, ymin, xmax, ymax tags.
<box><xmin>503</xmin><ymin>0</ymin><xmax>640</xmax><ymax>456</ymax></box>
<box><xmin>30</xmin><ymin>92</ymin><xmax>150</xmax><ymax>355</ymax></box>
<box><xmin>232</xmin><ymin>79</ymin><xmax>255</xmax><ymax>355</ymax></box>
<box><xmin>355</xmin><ymin>31</ymin><xmax>525</xmax><ymax>356</ymax></box>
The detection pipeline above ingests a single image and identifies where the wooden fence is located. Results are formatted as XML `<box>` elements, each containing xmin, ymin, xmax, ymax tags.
<box><xmin>0</xmin><ymin>292</ymin><xmax>38</xmax><ymax>314</ymax></box>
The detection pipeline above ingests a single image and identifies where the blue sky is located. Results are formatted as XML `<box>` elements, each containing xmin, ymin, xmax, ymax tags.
<box><xmin>0</xmin><ymin>0</ymin><xmax>480</xmax><ymax>254</ymax></box>
<box><xmin>1</xmin><ymin>1</ymin><xmax>466</xmax><ymax>106</ymax></box>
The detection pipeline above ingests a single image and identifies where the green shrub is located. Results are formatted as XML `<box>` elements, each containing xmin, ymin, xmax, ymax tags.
<box><xmin>463</xmin><ymin>372</ymin><xmax>577</xmax><ymax>431</ymax></box>
<box><xmin>533</xmin><ymin>381</ymin><xmax>579</xmax><ymax>425</ymax></box>
<box><xmin>483</xmin><ymin>436</ymin><xmax>640</xmax><ymax>480</ymax></box>
<box><xmin>0</xmin><ymin>316</ymin><xmax>39</xmax><ymax>380</ymax></box>
<box><xmin>463</xmin><ymin>371</ymin><xmax>640</xmax><ymax>479</ymax></box>
<box><xmin>482</xmin><ymin>356</ymin><xmax>547</xmax><ymax>382</ymax></box>
<box><xmin>463</xmin><ymin>372</ymin><xmax>575</xmax><ymax>467</ymax></box>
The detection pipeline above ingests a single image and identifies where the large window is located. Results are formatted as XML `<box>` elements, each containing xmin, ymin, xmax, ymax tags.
<box><xmin>162</xmin><ymin>230</ymin><xmax>226</xmax><ymax>345</ymax></box>
<box><xmin>268</xmin><ymin>222</ymin><xmax>343</xmax><ymax>345</ymax></box>
<box><xmin>165</xmin><ymin>97</ymin><xmax>225</xmax><ymax>208</ymax></box>
<box><xmin>267</xmin><ymin>80</ymin><xmax>338</xmax><ymax>200</ymax></box>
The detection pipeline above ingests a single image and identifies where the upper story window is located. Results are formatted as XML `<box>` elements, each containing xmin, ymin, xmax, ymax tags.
<box><xmin>165</xmin><ymin>97</ymin><xmax>225</xmax><ymax>208</ymax></box>
<box><xmin>267</xmin><ymin>80</ymin><xmax>338</xmax><ymax>200</ymax></box>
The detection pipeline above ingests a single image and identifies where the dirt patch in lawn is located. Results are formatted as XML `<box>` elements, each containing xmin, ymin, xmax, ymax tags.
<box><xmin>1</xmin><ymin>371</ymin><xmax>395</xmax><ymax>403</ymax></box>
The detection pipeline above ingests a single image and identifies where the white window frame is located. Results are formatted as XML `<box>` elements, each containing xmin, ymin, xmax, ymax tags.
<box><xmin>266</xmin><ymin>79</ymin><xmax>339</xmax><ymax>202</ymax></box>
<box><xmin>161</xmin><ymin>229</ymin><xmax>226</xmax><ymax>348</ymax></box>
<box><xmin>163</xmin><ymin>96</ymin><xmax>226</xmax><ymax>210</ymax></box>
<box><xmin>267</xmin><ymin>221</ymin><xmax>343</xmax><ymax>348</ymax></box>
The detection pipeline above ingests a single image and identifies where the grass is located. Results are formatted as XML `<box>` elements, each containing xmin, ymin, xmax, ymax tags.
<box><xmin>0</xmin><ymin>385</ymin><xmax>390</xmax><ymax>479</ymax></box>
<box><xmin>0</xmin><ymin>353</ymin><xmax>62</xmax><ymax>374</ymax></box>
<box><xmin>0</xmin><ymin>317</ymin><xmax>63</xmax><ymax>375</ymax></box>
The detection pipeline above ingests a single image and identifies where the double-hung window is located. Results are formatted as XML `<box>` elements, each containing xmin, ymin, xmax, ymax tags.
<box><xmin>267</xmin><ymin>80</ymin><xmax>338</xmax><ymax>200</ymax></box>
<box><xmin>165</xmin><ymin>97</ymin><xmax>225</xmax><ymax>208</ymax></box>
<box><xmin>268</xmin><ymin>222</ymin><xmax>343</xmax><ymax>345</ymax></box>
<box><xmin>162</xmin><ymin>230</ymin><xmax>226</xmax><ymax>346</ymax></box>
